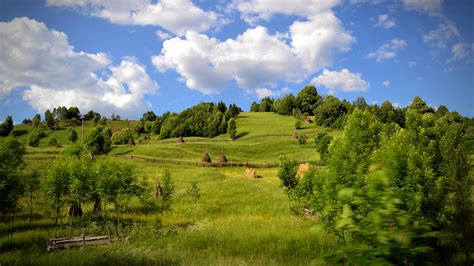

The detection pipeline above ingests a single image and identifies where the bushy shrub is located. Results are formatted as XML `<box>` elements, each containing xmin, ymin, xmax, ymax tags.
<box><xmin>111</xmin><ymin>128</ymin><xmax>133</xmax><ymax>145</ymax></box>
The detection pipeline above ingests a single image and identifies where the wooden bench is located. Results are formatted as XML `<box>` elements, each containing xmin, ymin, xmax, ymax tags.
<box><xmin>47</xmin><ymin>235</ymin><xmax>110</xmax><ymax>251</ymax></box>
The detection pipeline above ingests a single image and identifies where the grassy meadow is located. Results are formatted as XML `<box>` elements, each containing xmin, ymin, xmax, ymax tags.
<box><xmin>0</xmin><ymin>112</ymin><xmax>341</xmax><ymax>265</ymax></box>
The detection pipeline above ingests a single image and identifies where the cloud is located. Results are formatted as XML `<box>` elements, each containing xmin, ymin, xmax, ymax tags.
<box><xmin>375</xmin><ymin>14</ymin><xmax>396</xmax><ymax>29</ymax></box>
<box><xmin>403</xmin><ymin>0</ymin><xmax>443</xmax><ymax>14</ymax></box>
<box><xmin>447</xmin><ymin>42</ymin><xmax>473</xmax><ymax>63</ymax></box>
<box><xmin>156</xmin><ymin>30</ymin><xmax>172</xmax><ymax>40</ymax></box>
<box><xmin>152</xmin><ymin>9</ymin><xmax>354</xmax><ymax>94</ymax></box>
<box><xmin>0</xmin><ymin>17</ymin><xmax>158</xmax><ymax>116</ymax></box>
<box><xmin>408</xmin><ymin>61</ymin><xmax>416</xmax><ymax>68</ymax></box>
<box><xmin>382</xmin><ymin>80</ymin><xmax>390</xmax><ymax>87</ymax></box>
<box><xmin>46</xmin><ymin>0</ymin><xmax>219</xmax><ymax>36</ymax></box>
<box><xmin>231</xmin><ymin>0</ymin><xmax>340</xmax><ymax>23</ymax></box>
<box><xmin>423</xmin><ymin>21</ymin><xmax>460</xmax><ymax>50</ymax></box>
<box><xmin>255</xmin><ymin>88</ymin><xmax>276</xmax><ymax>98</ymax></box>
<box><xmin>311</xmin><ymin>69</ymin><xmax>368</xmax><ymax>93</ymax></box>
<box><xmin>367</xmin><ymin>38</ymin><xmax>407</xmax><ymax>62</ymax></box>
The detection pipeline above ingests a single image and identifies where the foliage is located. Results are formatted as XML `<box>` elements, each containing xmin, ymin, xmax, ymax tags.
<box><xmin>259</xmin><ymin>97</ymin><xmax>274</xmax><ymax>112</ymax></box>
<box><xmin>278</xmin><ymin>156</ymin><xmax>298</xmax><ymax>191</ymax></box>
<box><xmin>84</xmin><ymin>110</ymin><xmax>101</xmax><ymax>120</ymax></box>
<box><xmin>99</xmin><ymin>116</ymin><xmax>107</xmax><ymax>125</ymax></box>
<box><xmin>353</xmin><ymin>96</ymin><xmax>368</xmax><ymax>110</ymax></box>
<box><xmin>0</xmin><ymin>137</ymin><xmax>25</xmax><ymax>215</ymax></box>
<box><xmin>298</xmin><ymin>134</ymin><xmax>307</xmax><ymax>145</ymax></box>
<box><xmin>68</xmin><ymin>128</ymin><xmax>78</xmax><ymax>143</ymax></box>
<box><xmin>42</xmin><ymin>156</ymin><xmax>73</xmax><ymax>225</ymax></box>
<box><xmin>250</xmin><ymin>101</ymin><xmax>260</xmax><ymax>112</ymax></box>
<box><xmin>314</xmin><ymin>95</ymin><xmax>348</xmax><ymax>129</ymax></box>
<box><xmin>227</xmin><ymin>118</ymin><xmax>237</xmax><ymax>140</ymax></box>
<box><xmin>314</xmin><ymin>132</ymin><xmax>332</xmax><ymax>163</ymax></box>
<box><xmin>0</xmin><ymin>116</ymin><xmax>14</xmax><ymax>137</ymax></box>
<box><xmin>305</xmin><ymin>107</ymin><xmax>473</xmax><ymax>264</ymax></box>
<box><xmin>186</xmin><ymin>180</ymin><xmax>201</xmax><ymax>203</ymax></box>
<box><xmin>227</xmin><ymin>103</ymin><xmax>242</xmax><ymax>117</ymax></box>
<box><xmin>159</xmin><ymin>170</ymin><xmax>175</xmax><ymax>219</ymax></box>
<box><xmin>408</xmin><ymin>96</ymin><xmax>434</xmax><ymax>114</ymax></box>
<box><xmin>44</xmin><ymin>109</ymin><xmax>55</xmax><ymax>129</ymax></box>
<box><xmin>159</xmin><ymin>102</ymin><xmax>241</xmax><ymax>139</ymax></box>
<box><xmin>28</xmin><ymin>129</ymin><xmax>44</xmax><ymax>147</ymax></box>
<box><xmin>21</xmin><ymin>167</ymin><xmax>41</xmax><ymax>222</ymax></box>
<box><xmin>32</xmin><ymin>114</ymin><xmax>41</xmax><ymax>127</ymax></box>
<box><xmin>296</xmin><ymin>85</ymin><xmax>321</xmax><ymax>115</ymax></box>
<box><xmin>111</xmin><ymin>128</ymin><xmax>133</xmax><ymax>145</ymax></box>
<box><xmin>84</xmin><ymin>126</ymin><xmax>111</xmax><ymax>154</ymax></box>
<box><xmin>142</xmin><ymin>111</ymin><xmax>157</xmax><ymax>122</ymax></box>
<box><xmin>111</xmin><ymin>113</ymin><xmax>121</xmax><ymax>121</ymax></box>
<box><xmin>48</xmin><ymin>137</ymin><xmax>58</xmax><ymax>146</ymax></box>
<box><xmin>95</xmin><ymin>159</ymin><xmax>141</xmax><ymax>223</ymax></box>
<box><xmin>273</xmin><ymin>94</ymin><xmax>296</xmax><ymax>116</ymax></box>
<box><xmin>294</xmin><ymin>120</ymin><xmax>302</xmax><ymax>130</ymax></box>
<box><xmin>52</xmin><ymin>106</ymin><xmax>81</xmax><ymax>120</ymax></box>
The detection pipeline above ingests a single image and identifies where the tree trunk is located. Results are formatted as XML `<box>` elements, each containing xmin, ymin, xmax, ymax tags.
<box><xmin>29</xmin><ymin>195</ymin><xmax>33</xmax><ymax>225</ymax></box>
<box><xmin>68</xmin><ymin>203</ymin><xmax>83</xmax><ymax>218</ymax></box>
<box><xmin>93</xmin><ymin>198</ymin><xmax>101</xmax><ymax>212</ymax></box>
<box><xmin>54</xmin><ymin>198</ymin><xmax>60</xmax><ymax>226</ymax></box>
<box><xmin>115</xmin><ymin>204</ymin><xmax>120</xmax><ymax>225</ymax></box>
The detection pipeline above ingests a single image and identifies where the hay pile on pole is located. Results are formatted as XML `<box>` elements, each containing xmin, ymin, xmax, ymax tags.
<box><xmin>291</xmin><ymin>132</ymin><xmax>299</xmax><ymax>139</ymax></box>
<box><xmin>202</xmin><ymin>153</ymin><xmax>212</xmax><ymax>163</ymax></box>
<box><xmin>129</xmin><ymin>137</ymin><xmax>136</xmax><ymax>145</ymax></box>
<box><xmin>176</xmin><ymin>136</ymin><xmax>184</xmax><ymax>143</ymax></box>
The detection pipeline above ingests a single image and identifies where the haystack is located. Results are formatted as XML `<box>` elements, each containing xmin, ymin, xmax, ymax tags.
<box><xmin>177</xmin><ymin>136</ymin><xmax>184</xmax><ymax>143</ymax></box>
<box><xmin>202</xmin><ymin>153</ymin><xmax>212</xmax><ymax>163</ymax></box>
<box><xmin>129</xmin><ymin>137</ymin><xmax>136</xmax><ymax>145</ymax></box>
<box><xmin>218</xmin><ymin>153</ymin><xmax>228</xmax><ymax>163</ymax></box>
<box><xmin>297</xmin><ymin>163</ymin><xmax>311</xmax><ymax>175</ymax></box>
<box><xmin>245</xmin><ymin>168</ymin><xmax>257</xmax><ymax>178</ymax></box>
<box><xmin>303</xmin><ymin>117</ymin><xmax>314</xmax><ymax>124</ymax></box>
<box><xmin>291</xmin><ymin>132</ymin><xmax>299</xmax><ymax>139</ymax></box>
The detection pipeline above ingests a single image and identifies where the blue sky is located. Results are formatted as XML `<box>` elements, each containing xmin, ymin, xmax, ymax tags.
<box><xmin>0</xmin><ymin>0</ymin><xmax>472</xmax><ymax>123</ymax></box>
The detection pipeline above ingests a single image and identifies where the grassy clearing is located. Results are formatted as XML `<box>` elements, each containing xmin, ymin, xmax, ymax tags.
<box><xmin>1</xmin><ymin>112</ymin><xmax>342</xmax><ymax>265</ymax></box>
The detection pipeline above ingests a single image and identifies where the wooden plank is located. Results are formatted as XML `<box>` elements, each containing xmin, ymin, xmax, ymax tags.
<box><xmin>47</xmin><ymin>235</ymin><xmax>111</xmax><ymax>251</ymax></box>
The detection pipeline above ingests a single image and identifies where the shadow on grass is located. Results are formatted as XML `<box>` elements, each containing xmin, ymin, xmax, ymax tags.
<box><xmin>234</xmin><ymin>132</ymin><xmax>249</xmax><ymax>139</ymax></box>
<box><xmin>112</xmin><ymin>149</ymin><xmax>133</xmax><ymax>156</ymax></box>
<box><xmin>12</xmin><ymin>129</ymin><xmax>29</xmax><ymax>137</ymax></box>
<box><xmin>0</xmin><ymin>222</ymin><xmax>57</xmax><ymax>237</ymax></box>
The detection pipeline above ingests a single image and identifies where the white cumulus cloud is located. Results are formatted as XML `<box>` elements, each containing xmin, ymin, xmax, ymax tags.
<box><xmin>255</xmin><ymin>88</ymin><xmax>276</xmax><ymax>98</ymax></box>
<box><xmin>375</xmin><ymin>14</ymin><xmax>395</xmax><ymax>29</ymax></box>
<box><xmin>311</xmin><ymin>69</ymin><xmax>368</xmax><ymax>94</ymax></box>
<box><xmin>382</xmin><ymin>80</ymin><xmax>390</xmax><ymax>87</ymax></box>
<box><xmin>152</xmin><ymin>3</ymin><xmax>354</xmax><ymax>95</ymax></box>
<box><xmin>367</xmin><ymin>38</ymin><xmax>407</xmax><ymax>62</ymax></box>
<box><xmin>46</xmin><ymin>0</ymin><xmax>219</xmax><ymax>36</ymax></box>
<box><xmin>156</xmin><ymin>30</ymin><xmax>172</xmax><ymax>40</ymax></box>
<box><xmin>0</xmin><ymin>17</ymin><xmax>158</xmax><ymax>116</ymax></box>
<box><xmin>231</xmin><ymin>0</ymin><xmax>340</xmax><ymax>23</ymax></box>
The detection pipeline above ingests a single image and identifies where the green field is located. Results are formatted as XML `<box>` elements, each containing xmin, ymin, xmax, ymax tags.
<box><xmin>0</xmin><ymin>112</ymin><xmax>341</xmax><ymax>265</ymax></box>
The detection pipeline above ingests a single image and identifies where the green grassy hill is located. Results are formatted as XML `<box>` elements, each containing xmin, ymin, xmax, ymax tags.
<box><xmin>14</xmin><ymin>112</ymin><xmax>341</xmax><ymax>165</ymax></box>
<box><xmin>1</xmin><ymin>112</ymin><xmax>341</xmax><ymax>265</ymax></box>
